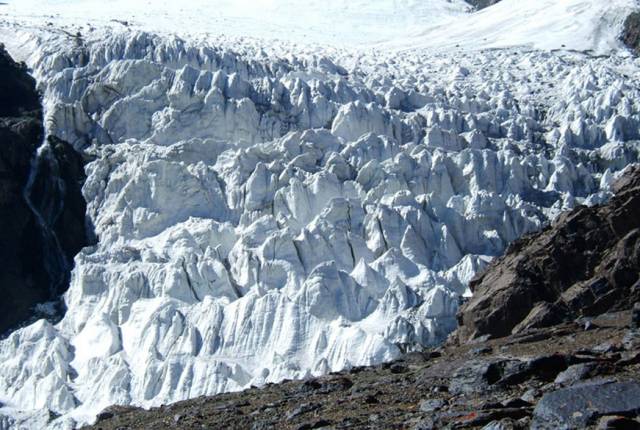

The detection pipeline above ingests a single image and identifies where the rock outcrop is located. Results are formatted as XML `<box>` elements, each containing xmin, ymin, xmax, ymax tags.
<box><xmin>456</xmin><ymin>165</ymin><xmax>640</xmax><ymax>342</ymax></box>
<box><xmin>623</xmin><ymin>12</ymin><xmax>640</xmax><ymax>55</ymax></box>
<box><xmin>466</xmin><ymin>0</ymin><xmax>502</xmax><ymax>11</ymax></box>
<box><xmin>0</xmin><ymin>45</ymin><xmax>89</xmax><ymax>335</ymax></box>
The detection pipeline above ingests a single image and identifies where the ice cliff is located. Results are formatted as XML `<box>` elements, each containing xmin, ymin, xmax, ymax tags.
<box><xmin>0</xmin><ymin>27</ymin><xmax>639</xmax><ymax>428</ymax></box>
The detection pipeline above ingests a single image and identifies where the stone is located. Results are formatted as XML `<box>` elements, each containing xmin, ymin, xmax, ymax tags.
<box><xmin>296</xmin><ymin>420</ymin><xmax>332</xmax><ymax>430</ymax></box>
<box><xmin>419</xmin><ymin>399</ymin><xmax>445</xmax><ymax>413</ymax></box>
<box><xmin>632</xmin><ymin>303</ymin><xmax>640</xmax><ymax>329</ymax></box>
<box><xmin>252</xmin><ymin>421</ymin><xmax>275</xmax><ymax>430</ymax></box>
<box><xmin>597</xmin><ymin>415</ymin><xmax>640</xmax><ymax>430</ymax></box>
<box><xmin>470</xmin><ymin>346</ymin><xmax>493</xmax><ymax>356</ymax></box>
<box><xmin>95</xmin><ymin>411</ymin><xmax>114</xmax><ymax>422</ymax></box>
<box><xmin>449</xmin><ymin>360</ymin><xmax>501</xmax><ymax>395</ymax></box>
<box><xmin>413</xmin><ymin>417</ymin><xmax>436</xmax><ymax>430</ymax></box>
<box><xmin>501</xmin><ymin>398</ymin><xmax>532</xmax><ymax>409</ymax></box>
<box><xmin>389</xmin><ymin>364</ymin><xmax>409</xmax><ymax>374</ymax></box>
<box><xmin>553</xmin><ymin>363</ymin><xmax>598</xmax><ymax>385</ymax></box>
<box><xmin>455</xmin><ymin>409</ymin><xmax>531</xmax><ymax>427</ymax></box>
<box><xmin>623</xmin><ymin>330</ymin><xmax>640</xmax><ymax>350</ymax></box>
<box><xmin>286</xmin><ymin>403</ymin><xmax>320</xmax><ymax>420</ymax></box>
<box><xmin>532</xmin><ymin>381</ymin><xmax>640</xmax><ymax>429</ymax></box>
<box><xmin>482</xmin><ymin>419</ymin><xmax>519</xmax><ymax>430</ymax></box>
<box><xmin>593</xmin><ymin>342</ymin><xmax>623</xmax><ymax>354</ymax></box>
<box><xmin>317</xmin><ymin>377</ymin><xmax>353</xmax><ymax>394</ymax></box>
<box><xmin>617</xmin><ymin>351</ymin><xmax>640</xmax><ymax>367</ymax></box>
<box><xmin>520</xmin><ymin>389</ymin><xmax>539</xmax><ymax>403</ymax></box>
<box><xmin>364</xmin><ymin>395</ymin><xmax>379</xmax><ymax>405</ymax></box>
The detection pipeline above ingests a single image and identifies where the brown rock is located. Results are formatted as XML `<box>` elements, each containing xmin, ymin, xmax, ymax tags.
<box><xmin>456</xmin><ymin>166</ymin><xmax>640</xmax><ymax>342</ymax></box>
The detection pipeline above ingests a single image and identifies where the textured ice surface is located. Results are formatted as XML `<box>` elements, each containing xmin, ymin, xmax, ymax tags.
<box><xmin>0</xmin><ymin>4</ymin><xmax>639</xmax><ymax>428</ymax></box>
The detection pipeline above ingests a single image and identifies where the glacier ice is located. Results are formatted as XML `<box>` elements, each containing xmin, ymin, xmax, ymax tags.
<box><xmin>0</xmin><ymin>28</ymin><xmax>639</xmax><ymax>429</ymax></box>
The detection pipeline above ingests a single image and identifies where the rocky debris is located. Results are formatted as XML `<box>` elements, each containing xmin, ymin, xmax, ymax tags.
<box><xmin>86</xmin><ymin>310</ymin><xmax>640</xmax><ymax>430</ymax></box>
<box><xmin>456</xmin><ymin>166</ymin><xmax>640</xmax><ymax>342</ymax></box>
<box><xmin>633</xmin><ymin>303</ymin><xmax>640</xmax><ymax>329</ymax></box>
<box><xmin>531</xmin><ymin>381</ymin><xmax>640</xmax><ymax>429</ymax></box>
<box><xmin>0</xmin><ymin>46</ymin><xmax>90</xmax><ymax>335</ymax></box>
<box><xmin>623</xmin><ymin>12</ymin><xmax>640</xmax><ymax>55</ymax></box>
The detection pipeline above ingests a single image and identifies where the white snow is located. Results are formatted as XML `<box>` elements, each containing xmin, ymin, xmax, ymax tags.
<box><xmin>389</xmin><ymin>0</ymin><xmax>640</xmax><ymax>53</ymax></box>
<box><xmin>0</xmin><ymin>0</ymin><xmax>470</xmax><ymax>46</ymax></box>
<box><xmin>1</xmin><ymin>0</ymin><xmax>637</xmax><ymax>52</ymax></box>
<box><xmin>0</xmin><ymin>0</ymin><xmax>639</xmax><ymax>429</ymax></box>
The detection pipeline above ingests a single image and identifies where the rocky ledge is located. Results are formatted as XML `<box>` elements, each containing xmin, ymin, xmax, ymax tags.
<box><xmin>87</xmin><ymin>168</ymin><xmax>640</xmax><ymax>429</ymax></box>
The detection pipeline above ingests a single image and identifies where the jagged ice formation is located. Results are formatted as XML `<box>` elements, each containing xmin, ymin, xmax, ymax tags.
<box><xmin>0</xmin><ymin>29</ymin><xmax>639</xmax><ymax>429</ymax></box>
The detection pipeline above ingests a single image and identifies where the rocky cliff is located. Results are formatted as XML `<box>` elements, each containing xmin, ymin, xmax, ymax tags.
<box><xmin>0</xmin><ymin>46</ymin><xmax>90</xmax><ymax>335</ymax></box>
<box><xmin>623</xmin><ymin>11</ymin><xmax>640</xmax><ymax>55</ymax></box>
<box><xmin>456</xmin><ymin>165</ymin><xmax>640</xmax><ymax>342</ymax></box>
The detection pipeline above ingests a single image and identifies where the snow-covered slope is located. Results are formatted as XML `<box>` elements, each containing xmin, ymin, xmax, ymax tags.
<box><xmin>0</xmin><ymin>0</ymin><xmax>470</xmax><ymax>46</ymax></box>
<box><xmin>0</xmin><ymin>1</ymin><xmax>639</xmax><ymax>429</ymax></box>
<box><xmin>2</xmin><ymin>0</ymin><xmax>638</xmax><ymax>52</ymax></box>
<box><xmin>392</xmin><ymin>0</ymin><xmax>639</xmax><ymax>53</ymax></box>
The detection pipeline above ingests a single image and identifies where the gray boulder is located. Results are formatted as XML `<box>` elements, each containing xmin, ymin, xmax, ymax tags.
<box><xmin>532</xmin><ymin>381</ymin><xmax>640</xmax><ymax>429</ymax></box>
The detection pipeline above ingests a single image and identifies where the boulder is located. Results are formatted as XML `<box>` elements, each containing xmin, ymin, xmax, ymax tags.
<box><xmin>531</xmin><ymin>381</ymin><xmax>640</xmax><ymax>429</ymax></box>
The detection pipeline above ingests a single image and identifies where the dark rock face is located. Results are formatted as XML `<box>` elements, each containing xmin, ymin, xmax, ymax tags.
<box><xmin>466</xmin><ymin>0</ymin><xmax>502</xmax><ymax>11</ymax></box>
<box><xmin>0</xmin><ymin>45</ymin><xmax>90</xmax><ymax>335</ymax></box>
<box><xmin>0</xmin><ymin>46</ymin><xmax>40</xmax><ymax>117</ymax></box>
<box><xmin>456</xmin><ymin>166</ymin><xmax>640</xmax><ymax>342</ymax></box>
<box><xmin>622</xmin><ymin>12</ymin><xmax>640</xmax><ymax>55</ymax></box>
<box><xmin>531</xmin><ymin>381</ymin><xmax>640</xmax><ymax>429</ymax></box>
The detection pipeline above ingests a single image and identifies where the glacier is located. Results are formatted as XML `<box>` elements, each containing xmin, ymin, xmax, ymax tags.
<box><xmin>0</xmin><ymin>1</ymin><xmax>639</xmax><ymax>428</ymax></box>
